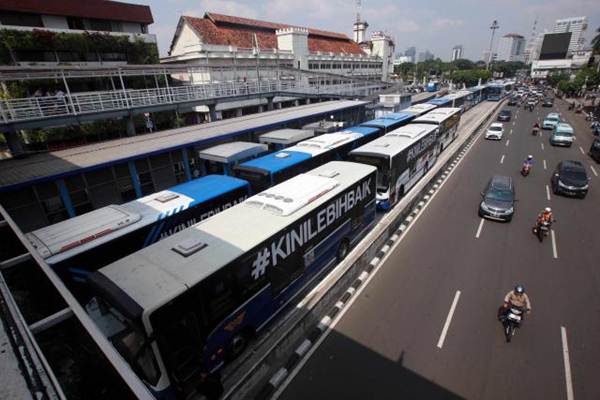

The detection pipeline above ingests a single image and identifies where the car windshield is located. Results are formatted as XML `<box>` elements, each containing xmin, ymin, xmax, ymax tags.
<box><xmin>547</xmin><ymin>116</ymin><xmax>559</xmax><ymax>122</ymax></box>
<box><xmin>490</xmin><ymin>126</ymin><xmax>502</xmax><ymax>131</ymax></box>
<box><xmin>350</xmin><ymin>155</ymin><xmax>389</xmax><ymax>191</ymax></box>
<box><xmin>555</xmin><ymin>130</ymin><xmax>572</xmax><ymax>137</ymax></box>
<box><xmin>562</xmin><ymin>167</ymin><xmax>585</xmax><ymax>180</ymax></box>
<box><xmin>485</xmin><ymin>188</ymin><xmax>513</xmax><ymax>202</ymax></box>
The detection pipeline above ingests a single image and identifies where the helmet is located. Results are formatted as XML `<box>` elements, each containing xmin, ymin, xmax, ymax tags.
<box><xmin>545</xmin><ymin>207</ymin><xmax>551</xmax><ymax>213</ymax></box>
<box><xmin>527</xmin><ymin>155</ymin><xmax>533</xmax><ymax>160</ymax></box>
<box><xmin>514</xmin><ymin>285</ymin><xmax>525</xmax><ymax>294</ymax></box>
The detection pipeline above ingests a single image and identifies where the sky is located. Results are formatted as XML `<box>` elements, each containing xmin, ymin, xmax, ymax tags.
<box><xmin>129</xmin><ymin>0</ymin><xmax>600</xmax><ymax>61</ymax></box>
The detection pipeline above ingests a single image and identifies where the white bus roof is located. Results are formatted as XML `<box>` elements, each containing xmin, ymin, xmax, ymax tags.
<box><xmin>259</xmin><ymin>129</ymin><xmax>315</xmax><ymax>145</ymax></box>
<box><xmin>285</xmin><ymin>131</ymin><xmax>362</xmax><ymax>156</ymax></box>
<box><xmin>94</xmin><ymin>161</ymin><xmax>376</xmax><ymax>313</ymax></box>
<box><xmin>402</xmin><ymin>103</ymin><xmax>437</xmax><ymax>115</ymax></box>
<box><xmin>197</xmin><ymin>141</ymin><xmax>267</xmax><ymax>163</ymax></box>
<box><xmin>413</xmin><ymin>107</ymin><xmax>461</xmax><ymax>124</ymax></box>
<box><xmin>26</xmin><ymin>175</ymin><xmax>247</xmax><ymax>263</ymax></box>
<box><xmin>350</xmin><ymin>124</ymin><xmax>437</xmax><ymax>158</ymax></box>
<box><xmin>445</xmin><ymin>91</ymin><xmax>471</xmax><ymax>100</ymax></box>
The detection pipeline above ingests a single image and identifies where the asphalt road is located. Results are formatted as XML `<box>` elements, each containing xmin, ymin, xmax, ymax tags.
<box><xmin>277</xmin><ymin>97</ymin><xmax>600</xmax><ymax>400</ymax></box>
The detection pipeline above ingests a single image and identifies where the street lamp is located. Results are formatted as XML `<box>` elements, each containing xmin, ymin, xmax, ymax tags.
<box><xmin>487</xmin><ymin>20</ymin><xmax>499</xmax><ymax>71</ymax></box>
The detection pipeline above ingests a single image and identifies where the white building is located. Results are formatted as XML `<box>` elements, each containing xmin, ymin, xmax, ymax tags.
<box><xmin>0</xmin><ymin>0</ymin><xmax>156</xmax><ymax>66</ymax></box>
<box><xmin>553</xmin><ymin>16</ymin><xmax>588</xmax><ymax>53</ymax></box>
<box><xmin>451</xmin><ymin>45</ymin><xmax>463</xmax><ymax>61</ymax></box>
<box><xmin>165</xmin><ymin>12</ymin><xmax>390</xmax><ymax>82</ymax></box>
<box><xmin>530</xmin><ymin>49</ymin><xmax>592</xmax><ymax>80</ymax></box>
<box><xmin>394</xmin><ymin>56</ymin><xmax>412</xmax><ymax>65</ymax></box>
<box><xmin>497</xmin><ymin>34</ymin><xmax>526</xmax><ymax>62</ymax></box>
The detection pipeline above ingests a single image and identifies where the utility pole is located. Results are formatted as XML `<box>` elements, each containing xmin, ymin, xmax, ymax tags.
<box><xmin>487</xmin><ymin>20</ymin><xmax>499</xmax><ymax>71</ymax></box>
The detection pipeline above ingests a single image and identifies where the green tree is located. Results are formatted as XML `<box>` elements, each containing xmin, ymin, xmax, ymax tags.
<box><xmin>452</xmin><ymin>59</ymin><xmax>475</xmax><ymax>70</ymax></box>
<box><xmin>592</xmin><ymin>26</ymin><xmax>600</xmax><ymax>54</ymax></box>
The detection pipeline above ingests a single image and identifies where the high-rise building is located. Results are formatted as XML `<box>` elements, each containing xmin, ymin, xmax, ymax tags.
<box><xmin>553</xmin><ymin>16</ymin><xmax>588</xmax><ymax>53</ymax></box>
<box><xmin>404</xmin><ymin>46</ymin><xmax>416</xmax><ymax>63</ymax></box>
<box><xmin>451</xmin><ymin>45</ymin><xmax>463</xmax><ymax>61</ymax></box>
<box><xmin>497</xmin><ymin>33</ymin><xmax>526</xmax><ymax>62</ymax></box>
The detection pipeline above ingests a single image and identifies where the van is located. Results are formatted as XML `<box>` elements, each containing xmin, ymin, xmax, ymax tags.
<box><xmin>543</xmin><ymin>113</ymin><xmax>561</xmax><ymax>129</ymax></box>
<box><xmin>550</xmin><ymin>123</ymin><xmax>574</xmax><ymax>147</ymax></box>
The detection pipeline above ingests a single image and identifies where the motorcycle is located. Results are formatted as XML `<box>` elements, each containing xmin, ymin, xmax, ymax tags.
<box><xmin>521</xmin><ymin>163</ymin><xmax>531</xmax><ymax>176</ymax></box>
<box><xmin>502</xmin><ymin>306</ymin><xmax>525</xmax><ymax>342</ymax></box>
<box><xmin>533</xmin><ymin>220</ymin><xmax>551</xmax><ymax>242</ymax></box>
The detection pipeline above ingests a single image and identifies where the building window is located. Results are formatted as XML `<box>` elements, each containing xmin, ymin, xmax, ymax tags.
<box><xmin>67</xmin><ymin>17</ymin><xmax>85</xmax><ymax>30</ymax></box>
<box><xmin>0</xmin><ymin>11</ymin><xmax>43</xmax><ymax>27</ymax></box>
<box><xmin>89</xmin><ymin>19</ymin><xmax>113</xmax><ymax>32</ymax></box>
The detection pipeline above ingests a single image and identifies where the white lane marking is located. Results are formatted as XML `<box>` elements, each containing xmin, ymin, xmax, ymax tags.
<box><xmin>579</xmin><ymin>146</ymin><xmax>585</xmax><ymax>155</ymax></box>
<box><xmin>590</xmin><ymin>165</ymin><xmax>598</xmax><ymax>177</ymax></box>
<box><xmin>541</xmin><ymin>143</ymin><xmax>545</xmax><ymax>150</ymax></box>
<box><xmin>475</xmin><ymin>218</ymin><xmax>485</xmax><ymax>239</ymax></box>
<box><xmin>546</xmin><ymin>185</ymin><xmax>551</xmax><ymax>201</ymax></box>
<box><xmin>505</xmin><ymin>139</ymin><xmax>510</xmax><ymax>147</ymax></box>
<box><xmin>551</xmin><ymin>229</ymin><xmax>558</xmax><ymax>259</ymax></box>
<box><xmin>543</xmin><ymin>159</ymin><xmax>547</xmax><ymax>170</ymax></box>
<box><xmin>500</xmin><ymin>154</ymin><xmax>505</xmax><ymax>164</ymax></box>
<box><xmin>561</xmin><ymin>327</ymin><xmax>574</xmax><ymax>400</ymax></box>
<box><xmin>437</xmin><ymin>290</ymin><xmax>461</xmax><ymax>349</ymax></box>
<box><xmin>509</xmin><ymin>129</ymin><xmax>513</xmax><ymax>135</ymax></box>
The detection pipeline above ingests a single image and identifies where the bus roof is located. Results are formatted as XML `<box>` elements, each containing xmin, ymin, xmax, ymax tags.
<box><xmin>413</xmin><ymin>107</ymin><xmax>461</xmax><ymax>124</ymax></box>
<box><xmin>90</xmin><ymin>161</ymin><xmax>376</xmax><ymax>316</ymax></box>
<box><xmin>27</xmin><ymin>175</ymin><xmax>248</xmax><ymax>262</ymax></box>
<box><xmin>426</xmin><ymin>97</ymin><xmax>452</xmax><ymax>106</ymax></box>
<box><xmin>197</xmin><ymin>141</ymin><xmax>268</xmax><ymax>164</ymax></box>
<box><xmin>258</xmin><ymin>129</ymin><xmax>315</xmax><ymax>145</ymax></box>
<box><xmin>235</xmin><ymin>150</ymin><xmax>312</xmax><ymax>174</ymax></box>
<box><xmin>445</xmin><ymin>91</ymin><xmax>471</xmax><ymax>100</ymax></box>
<box><xmin>344</xmin><ymin>126</ymin><xmax>381</xmax><ymax>136</ymax></box>
<box><xmin>359</xmin><ymin>112</ymin><xmax>414</xmax><ymax>129</ymax></box>
<box><xmin>350</xmin><ymin>124</ymin><xmax>437</xmax><ymax>158</ymax></box>
<box><xmin>402</xmin><ymin>103</ymin><xmax>437</xmax><ymax>116</ymax></box>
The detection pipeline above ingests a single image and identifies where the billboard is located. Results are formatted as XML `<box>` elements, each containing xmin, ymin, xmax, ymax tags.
<box><xmin>539</xmin><ymin>32</ymin><xmax>572</xmax><ymax>60</ymax></box>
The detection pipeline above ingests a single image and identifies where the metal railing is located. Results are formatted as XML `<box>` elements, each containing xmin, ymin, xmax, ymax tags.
<box><xmin>0</xmin><ymin>77</ymin><xmax>386</xmax><ymax>124</ymax></box>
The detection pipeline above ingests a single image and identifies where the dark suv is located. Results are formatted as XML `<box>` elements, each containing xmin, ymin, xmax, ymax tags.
<box><xmin>590</xmin><ymin>138</ymin><xmax>600</xmax><ymax>163</ymax></box>
<box><xmin>551</xmin><ymin>160</ymin><xmax>590</xmax><ymax>198</ymax></box>
<box><xmin>479</xmin><ymin>175</ymin><xmax>515</xmax><ymax>222</ymax></box>
<box><xmin>497</xmin><ymin>110</ymin><xmax>512</xmax><ymax>122</ymax></box>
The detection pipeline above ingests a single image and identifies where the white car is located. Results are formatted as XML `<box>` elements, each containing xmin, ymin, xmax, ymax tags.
<box><xmin>485</xmin><ymin>123</ymin><xmax>504</xmax><ymax>140</ymax></box>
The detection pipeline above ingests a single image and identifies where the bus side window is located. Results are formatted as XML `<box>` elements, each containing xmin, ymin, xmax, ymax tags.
<box><xmin>234</xmin><ymin>256</ymin><xmax>268</xmax><ymax>302</ymax></box>
<box><xmin>268</xmin><ymin>246</ymin><xmax>303</xmax><ymax>296</ymax></box>
<box><xmin>203</xmin><ymin>272</ymin><xmax>237</xmax><ymax>325</ymax></box>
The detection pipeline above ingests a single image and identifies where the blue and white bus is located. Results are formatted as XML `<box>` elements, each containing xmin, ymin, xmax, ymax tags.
<box><xmin>360</xmin><ymin>111</ymin><xmax>416</xmax><ymax>134</ymax></box>
<box><xmin>233</xmin><ymin>127</ymin><xmax>380</xmax><ymax>192</ymax></box>
<box><xmin>402</xmin><ymin>103</ymin><xmax>437</xmax><ymax>117</ymax></box>
<box><xmin>412</xmin><ymin>107</ymin><xmax>462</xmax><ymax>153</ymax></box>
<box><xmin>26</xmin><ymin>175</ymin><xmax>249</xmax><ymax>285</ymax></box>
<box><xmin>87</xmin><ymin>161</ymin><xmax>377</xmax><ymax>398</ymax></box>
<box><xmin>445</xmin><ymin>91</ymin><xmax>473</xmax><ymax>112</ymax></box>
<box><xmin>349</xmin><ymin>124</ymin><xmax>439</xmax><ymax>210</ymax></box>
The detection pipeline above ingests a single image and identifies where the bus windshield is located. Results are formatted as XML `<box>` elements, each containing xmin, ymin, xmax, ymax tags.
<box><xmin>87</xmin><ymin>297</ymin><xmax>161</xmax><ymax>386</ymax></box>
<box><xmin>350</xmin><ymin>155</ymin><xmax>389</xmax><ymax>191</ymax></box>
<box><xmin>234</xmin><ymin>168</ymin><xmax>271</xmax><ymax>192</ymax></box>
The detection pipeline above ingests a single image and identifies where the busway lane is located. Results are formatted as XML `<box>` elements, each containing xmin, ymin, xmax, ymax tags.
<box><xmin>277</xmin><ymin>101</ymin><xmax>600</xmax><ymax>400</ymax></box>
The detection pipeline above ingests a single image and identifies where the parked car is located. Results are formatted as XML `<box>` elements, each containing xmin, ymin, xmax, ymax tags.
<box><xmin>478</xmin><ymin>175</ymin><xmax>516</xmax><ymax>222</ymax></box>
<box><xmin>590</xmin><ymin>138</ymin><xmax>600</xmax><ymax>163</ymax></box>
<box><xmin>549</xmin><ymin>123</ymin><xmax>574</xmax><ymax>147</ymax></box>
<box><xmin>551</xmin><ymin>160</ymin><xmax>590</xmax><ymax>198</ymax></box>
<box><xmin>542</xmin><ymin>97</ymin><xmax>554</xmax><ymax>107</ymax></box>
<box><xmin>543</xmin><ymin>112</ymin><xmax>561</xmax><ymax>129</ymax></box>
<box><xmin>497</xmin><ymin>110</ymin><xmax>512</xmax><ymax>122</ymax></box>
<box><xmin>485</xmin><ymin>122</ymin><xmax>504</xmax><ymax>140</ymax></box>
<box><xmin>508</xmin><ymin>97</ymin><xmax>518</xmax><ymax>106</ymax></box>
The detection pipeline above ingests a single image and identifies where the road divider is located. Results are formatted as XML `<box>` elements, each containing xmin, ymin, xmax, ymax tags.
<box><xmin>561</xmin><ymin>326</ymin><xmax>574</xmax><ymax>400</ymax></box>
<box><xmin>579</xmin><ymin>146</ymin><xmax>585</xmax><ymax>155</ymax></box>
<box><xmin>437</xmin><ymin>290</ymin><xmax>461</xmax><ymax>349</ymax></box>
<box><xmin>543</xmin><ymin>159</ymin><xmax>547</xmax><ymax>170</ymax></box>
<box><xmin>551</xmin><ymin>229</ymin><xmax>558</xmax><ymax>259</ymax></box>
<box><xmin>546</xmin><ymin>185</ymin><xmax>551</xmax><ymax>201</ymax></box>
<box><xmin>505</xmin><ymin>139</ymin><xmax>510</xmax><ymax>147</ymax></box>
<box><xmin>541</xmin><ymin>143</ymin><xmax>545</xmax><ymax>151</ymax></box>
<box><xmin>590</xmin><ymin>165</ymin><xmax>598</xmax><ymax>177</ymax></box>
<box><xmin>226</xmin><ymin>101</ymin><xmax>505</xmax><ymax>400</ymax></box>
<box><xmin>500</xmin><ymin>154</ymin><xmax>505</xmax><ymax>164</ymax></box>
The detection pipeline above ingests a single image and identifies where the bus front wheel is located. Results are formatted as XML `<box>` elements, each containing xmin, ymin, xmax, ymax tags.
<box><xmin>337</xmin><ymin>239</ymin><xmax>350</xmax><ymax>262</ymax></box>
<box><xmin>226</xmin><ymin>329</ymin><xmax>252</xmax><ymax>360</ymax></box>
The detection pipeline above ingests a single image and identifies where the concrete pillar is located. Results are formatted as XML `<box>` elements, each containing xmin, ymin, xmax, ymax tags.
<box><xmin>306</xmin><ymin>98</ymin><xmax>311</xmax><ymax>105</ymax></box>
<box><xmin>277</xmin><ymin>102</ymin><xmax>282</xmax><ymax>109</ymax></box>
<box><xmin>56</xmin><ymin>179</ymin><xmax>76</xmax><ymax>218</ymax></box>
<box><xmin>235</xmin><ymin>108</ymin><xmax>243</xmax><ymax>117</ymax></box>
<box><xmin>127</xmin><ymin>161</ymin><xmax>143</xmax><ymax>198</ymax></box>
<box><xmin>258</xmin><ymin>105</ymin><xmax>264</xmax><ymax>113</ymax></box>
<box><xmin>4</xmin><ymin>130</ymin><xmax>24</xmax><ymax>157</ymax></box>
<box><xmin>266</xmin><ymin>97</ymin><xmax>274</xmax><ymax>111</ymax></box>
<box><xmin>126</xmin><ymin>115</ymin><xmax>136</xmax><ymax>137</ymax></box>
<box><xmin>294</xmin><ymin>100</ymin><xmax>300</xmax><ymax>107</ymax></box>
<box><xmin>194</xmin><ymin>112</ymin><xmax>203</xmax><ymax>125</ymax></box>
<box><xmin>208</xmin><ymin>104</ymin><xmax>217</xmax><ymax>122</ymax></box>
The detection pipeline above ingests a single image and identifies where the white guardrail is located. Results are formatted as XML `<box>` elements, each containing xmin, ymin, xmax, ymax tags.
<box><xmin>0</xmin><ymin>79</ymin><xmax>385</xmax><ymax>123</ymax></box>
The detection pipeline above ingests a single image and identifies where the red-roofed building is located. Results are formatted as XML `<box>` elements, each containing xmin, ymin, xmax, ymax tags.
<box><xmin>0</xmin><ymin>0</ymin><xmax>157</xmax><ymax>66</ymax></box>
<box><xmin>163</xmin><ymin>12</ymin><xmax>393</xmax><ymax>82</ymax></box>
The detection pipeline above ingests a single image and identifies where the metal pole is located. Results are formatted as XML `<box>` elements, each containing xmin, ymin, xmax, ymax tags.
<box><xmin>118</xmin><ymin>68</ymin><xmax>130</xmax><ymax>108</ymax></box>
<box><xmin>487</xmin><ymin>20</ymin><xmax>499</xmax><ymax>71</ymax></box>
<box><xmin>60</xmin><ymin>69</ymin><xmax>77</xmax><ymax>115</ymax></box>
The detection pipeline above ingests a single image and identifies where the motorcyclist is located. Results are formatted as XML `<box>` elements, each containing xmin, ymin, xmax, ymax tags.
<box><xmin>502</xmin><ymin>285</ymin><xmax>532</xmax><ymax>318</ymax></box>
<box><xmin>534</xmin><ymin>207</ymin><xmax>554</xmax><ymax>232</ymax></box>
<box><xmin>522</xmin><ymin>155</ymin><xmax>533</xmax><ymax>171</ymax></box>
